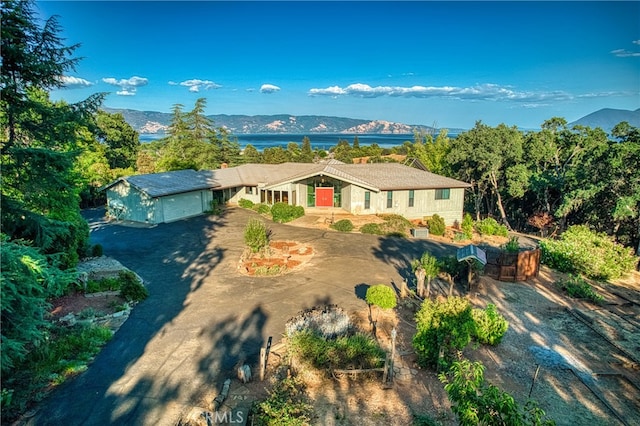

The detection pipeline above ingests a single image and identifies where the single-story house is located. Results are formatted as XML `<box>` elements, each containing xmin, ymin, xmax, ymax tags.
<box><xmin>103</xmin><ymin>161</ymin><xmax>471</xmax><ymax>225</ymax></box>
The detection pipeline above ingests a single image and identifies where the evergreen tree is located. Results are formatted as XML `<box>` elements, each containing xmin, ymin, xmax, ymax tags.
<box><xmin>1</xmin><ymin>0</ymin><xmax>104</xmax><ymax>265</ymax></box>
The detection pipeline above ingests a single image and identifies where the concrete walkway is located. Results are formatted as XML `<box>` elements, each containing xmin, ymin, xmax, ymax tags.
<box><xmin>26</xmin><ymin>207</ymin><xmax>458</xmax><ymax>426</ymax></box>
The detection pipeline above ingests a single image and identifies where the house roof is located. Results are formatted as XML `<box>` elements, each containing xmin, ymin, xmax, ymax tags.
<box><xmin>104</xmin><ymin>162</ymin><xmax>470</xmax><ymax>198</ymax></box>
<box><xmin>103</xmin><ymin>169</ymin><xmax>219</xmax><ymax>198</ymax></box>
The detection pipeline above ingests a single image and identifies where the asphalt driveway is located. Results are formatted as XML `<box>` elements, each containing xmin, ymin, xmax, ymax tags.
<box><xmin>27</xmin><ymin>207</ymin><xmax>457</xmax><ymax>425</ymax></box>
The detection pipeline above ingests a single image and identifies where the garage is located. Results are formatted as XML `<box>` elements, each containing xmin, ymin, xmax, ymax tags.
<box><xmin>103</xmin><ymin>170</ymin><xmax>217</xmax><ymax>224</ymax></box>
<box><xmin>161</xmin><ymin>191</ymin><xmax>205</xmax><ymax>222</ymax></box>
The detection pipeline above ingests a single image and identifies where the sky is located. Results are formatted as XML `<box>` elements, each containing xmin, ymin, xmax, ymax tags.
<box><xmin>37</xmin><ymin>1</ymin><xmax>640</xmax><ymax>130</ymax></box>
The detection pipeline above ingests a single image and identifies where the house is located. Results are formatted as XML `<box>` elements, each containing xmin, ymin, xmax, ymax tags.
<box><xmin>103</xmin><ymin>161</ymin><xmax>471</xmax><ymax>225</ymax></box>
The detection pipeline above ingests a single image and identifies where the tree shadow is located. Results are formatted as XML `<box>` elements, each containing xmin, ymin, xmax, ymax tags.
<box><xmin>27</xmin><ymin>207</ymin><xmax>256</xmax><ymax>425</ymax></box>
<box><xmin>354</xmin><ymin>283</ymin><xmax>370</xmax><ymax>301</ymax></box>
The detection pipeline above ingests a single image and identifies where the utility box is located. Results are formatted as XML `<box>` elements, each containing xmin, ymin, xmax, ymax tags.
<box><xmin>411</xmin><ymin>228</ymin><xmax>429</xmax><ymax>238</ymax></box>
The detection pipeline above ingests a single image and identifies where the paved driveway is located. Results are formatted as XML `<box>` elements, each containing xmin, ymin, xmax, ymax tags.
<box><xmin>28</xmin><ymin>207</ymin><xmax>457</xmax><ymax>425</ymax></box>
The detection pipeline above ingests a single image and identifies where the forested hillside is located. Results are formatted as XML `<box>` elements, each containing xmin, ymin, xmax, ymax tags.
<box><xmin>1</xmin><ymin>0</ymin><xmax>638</xmax><ymax>420</ymax></box>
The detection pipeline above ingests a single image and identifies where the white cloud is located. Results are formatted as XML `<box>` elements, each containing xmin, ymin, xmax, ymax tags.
<box><xmin>57</xmin><ymin>75</ymin><xmax>92</xmax><ymax>88</ymax></box>
<box><xmin>171</xmin><ymin>79</ymin><xmax>221</xmax><ymax>92</ymax></box>
<box><xmin>308</xmin><ymin>82</ymin><xmax>576</xmax><ymax>103</ymax></box>
<box><xmin>611</xmin><ymin>40</ymin><xmax>640</xmax><ymax>57</ymax></box>
<box><xmin>102</xmin><ymin>76</ymin><xmax>148</xmax><ymax>96</ymax></box>
<box><xmin>611</xmin><ymin>48</ymin><xmax>640</xmax><ymax>58</ymax></box>
<box><xmin>260</xmin><ymin>84</ymin><xmax>281</xmax><ymax>94</ymax></box>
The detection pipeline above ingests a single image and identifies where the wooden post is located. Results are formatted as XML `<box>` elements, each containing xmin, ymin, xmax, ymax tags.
<box><xmin>259</xmin><ymin>348</ymin><xmax>266</xmax><ymax>381</ymax></box>
<box><xmin>390</xmin><ymin>327</ymin><xmax>397</xmax><ymax>384</ymax></box>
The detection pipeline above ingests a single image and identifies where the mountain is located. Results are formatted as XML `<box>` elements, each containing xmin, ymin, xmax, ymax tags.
<box><xmin>102</xmin><ymin>108</ymin><xmax>450</xmax><ymax>135</ymax></box>
<box><xmin>569</xmin><ymin>108</ymin><xmax>640</xmax><ymax>132</ymax></box>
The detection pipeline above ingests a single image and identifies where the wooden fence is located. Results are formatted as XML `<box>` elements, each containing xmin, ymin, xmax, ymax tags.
<box><xmin>483</xmin><ymin>248</ymin><xmax>540</xmax><ymax>282</ymax></box>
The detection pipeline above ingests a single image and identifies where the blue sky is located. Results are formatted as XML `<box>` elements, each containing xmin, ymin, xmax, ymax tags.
<box><xmin>37</xmin><ymin>1</ymin><xmax>639</xmax><ymax>130</ymax></box>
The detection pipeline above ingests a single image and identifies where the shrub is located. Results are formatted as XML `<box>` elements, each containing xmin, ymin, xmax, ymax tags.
<box><xmin>440</xmin><ymin>360</ymin><xmax>555</xmax><ymax>426</ymax></box>
<box><xmin>251</xmin><ymin>375</ymin><xmax>313</xmax><ymax>426</ymax></box>
<box><xmin>502</xmin><ymin>236</ymin><xmax>520</xmax><ymax>253</ymax></box>
<box><xmin>471</xmin><ymin>304</ymin><xmax>509</xmax><ymax>345</ymax></box>
<box><xmin>271</xmin><ymin>202</ymin><xmax>305</xmax><ymax>223</ymax></box>
<box><xmin>378</xmin><ymin>214</ymin><xmax>412</xmax><ymax>235</ymax></box>
<box><xmin>475</xmin><ymin>217</ymin><xmax>508</xmax><ymax>237</ymax></box>
<box><xmin>365</xmin><ymin>284</ymin><xmax>397</xmax><ymax>310</ymax></box>
<box><xmin>244</xmin><ymin>219</ymin><xmax>269</xmax><ymax>253</ymax></box>
<box><xmin>238</xmin><ymin>198</ymin><xmax>255</xmax><ymax>209</ymax></box>
<box><xmin>439</xmin><ymin>255</ymin><xmax>465</xmax><ymax>281</ymax></box>
<box><xmin>540</xmin><ymin>225</ymin><xmax>636</xmax><ymax>280</ymax></box>
<box><xmin>330</xmin><ymin>219</ymin><xmax>353</xmax><ymax>232</ymax></box>
<box><xmin>289</xmin><ymin>330</ymin><xmax>385</xmax><ymax>370</ymax></box>
<box><xmin>428</xmin><ymin>214</ymin><xmax>446</xmax><ymax>236</ymax></box>
<box><xmin>86</xmin><ymin>276</ymin><xmax>120</xmax><ymax>293</ymax></box>
<box><xmin>413</xmin><ymin>297</ymin><xmax>474</xmax><ymax>370</ymax></box>
<box><xmin>360</xmin><ymin>223</ymin><xmax>383</xmax><ymax>235</ymax></box>
<box><xmin>556</xmin><ymin>274</ymin><xmax>604</xmax><ymax>304</ymax></box>
<box><xmin>253</xmin><ymin>203</ymin><xmax>271</xmax><ymax>215</ymax></box>
<box><xmin>90</xmin><ymin>244</ymin><xmax>103</xmax><ymax>258</ymax></box>
<box><xmin>119</xmin><ymin>271</ymin><xmax>148</xmax><ymax>302</ymax></box>
<box><xmin>461</xmin><ymin>213</ymin><xmax>474</xmax><ymax>240</ymax></box>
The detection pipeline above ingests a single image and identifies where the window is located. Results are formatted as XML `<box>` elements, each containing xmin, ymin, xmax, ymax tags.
<box><xmin>387</xmin><ymin>191</ymin><xmax>393</xmax><ymax>208</ymax></box>
<box><xmin>435</xmin><ymin>188</ymin><xmax>450</xmax><ymax>200</ymax></box>
<box><xmin>245</xmin><ymin>186</ymin><xmax>254</xmax><ymax>194</ymax></box>
<box><xmin>408</xmin><ymin>190</ymin><xmax>415</xmax><ymax>207</ymax></box>
<box><xmin>364</xmin><ymin>191</ymin><xmax>370</xmax><ymax>209</ymax></box>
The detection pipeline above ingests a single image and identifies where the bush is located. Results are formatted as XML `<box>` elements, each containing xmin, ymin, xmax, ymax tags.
<box><xmin>86</xmin><ymin>276</ymin><xmax>120</xmax><ymax>293</ymax></box>
<box><xmin>413</xmin><ymin>297</ymin><xmax>474</xmax><ymax>370</ymax></box>
<box><xmin>502</xmin><ymin>236</ymin><xmax>520</xmax><ymax>253</ymax></box>
<box><xmin>289</xmin><ymin>330</ymin><xmax>385</xmax><ymax>370</ymax></box>
<box><xmin>475</xmin><ymin>217</ymin><xmax>508</xmax><ymax>237</ymax></box>
<box><xmin>471</xmin><ymin>304</ymin><xmax>509</xmax><ymax>345</ymax></box>
<box><xmin>439</xmin><ymin>255</ymin><xmax>465</xmax><ymax>281</ymax></box>
<box><xmin>540</xmin><ymin>225</ymin><xmax>636</xmax><ymax>280</ymax></box>
<box><xmin>330</xmin><ymin>219</ymin><xmax>354</xmax><ymax>232</ymax></box>
<box><xmin>253</xmin><ymin>203</ymin><xmax>271</xmax><ymax>215</ymax></box>
<box><xmin>238</xmin><ymin>198</ymin><xmax>255</xmax><ymax>209</ymax></box>
<box><xmin>251</xmin><ymin>375</ymin><xmax>314</xmax><ymax>426</ymax></box>
<box><xmin>244</xmin><ymin>219</ymin><xmax>269</xmax><ymax>253</ymax></box>
<box><xmin>365</xmin><ymin>284</ymin><xmax>397</xmax><ymax>310</ymax></box>
<box><xmin>440</xmin><ymin>360</ymin><xmax>555</xmax><ymax>426</ymax></box>
<box><xmin>556</xmin><ymin>274</ymin><xmax>604</xmax><ymax>304</ymax></box>
<box><xmin>271</xmin><ymin>202</ymin><xmax>305</xmax><ymax>223</ymax></box>
<box><xmin>119</xmin><ymin>271</ymin><xmax>148</xmax><ymax>302</ymax></box>
<box><xmin>360</xmin><ymin>223</ymin><xmax>383</xmax><ymax>235</ymax></box>
<box><xmin>90</xmin><ymin>244</ymin><xmax>103</xmax><ymax>257</ymax></box>
<box><xmin>378</xmin><ymin>214</ymin><xmax>412</xmax><ymax>235</ymax></box>
<box><xmin>461</xmin><ymin>213</ymin><xmax>474</xmax><ymax>240</ymax></box>
<box><xmin>428</xmin><ymin>214</ymin><xmax>446</xmax><ymax>236</ymax></box>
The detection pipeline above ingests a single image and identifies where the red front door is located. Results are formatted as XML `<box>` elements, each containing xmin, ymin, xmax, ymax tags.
<box><xmin>315</xmin><ymin>188</ymin><xmax>333</xmax><ymax>207</ymax></box>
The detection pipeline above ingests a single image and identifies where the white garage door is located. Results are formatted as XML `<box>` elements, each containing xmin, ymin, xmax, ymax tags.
<box><xmin>162</xmin><ymin>192</ymin><xmax>203</xmax><ymax>222</ymax></box>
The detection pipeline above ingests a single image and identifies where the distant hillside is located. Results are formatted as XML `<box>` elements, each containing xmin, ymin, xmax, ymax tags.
<box><xmin>102</xmin><ymin>108</ymin><xmax>449</xmax><ymax>135</ymax></box>
<box><xmin>569</xmin><ymin>108</ymin><xmax>640</xmax><ymax>132</ymax></box>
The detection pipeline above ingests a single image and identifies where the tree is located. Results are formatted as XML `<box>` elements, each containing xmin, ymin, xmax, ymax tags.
<box><xmin>95</xmin><ymin>110</ymin><xmax>140</xmax><ymax>169</ymax></box>
<box><xmin>299</xmin><ymin>136</ymin><xmax>314</xmax><ymax>163</ymax></box>
<box><xmin>1</xmin><ymin>0</ymin><xmax>103</xmax><ymax>266</ymax></box>
<box><xmin>365</xmin><ymin>284</ymin><xmax>397</xmax><ymax>336</ymax></box>
<box><xmin>242</xmin><ymin>143</ymin><xmax>262</xmax><ymax>163</ymax></box>
<box><xmin>448</xmin><ymin>122</ymin><xmax>523</xmax><ymax>229</ymax></box>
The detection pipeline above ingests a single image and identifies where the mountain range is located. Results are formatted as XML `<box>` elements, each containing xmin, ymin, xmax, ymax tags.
<box><xmin>103</xmin><ymin>107</ymin><xmax>639</xmax><ymax>135</ymax></box>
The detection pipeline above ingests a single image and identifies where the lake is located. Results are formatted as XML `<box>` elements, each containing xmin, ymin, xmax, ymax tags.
<box><xmin>138</xmin><ymin>132</ymin><xmax>460</xmax><ymax>150</ymax></box>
